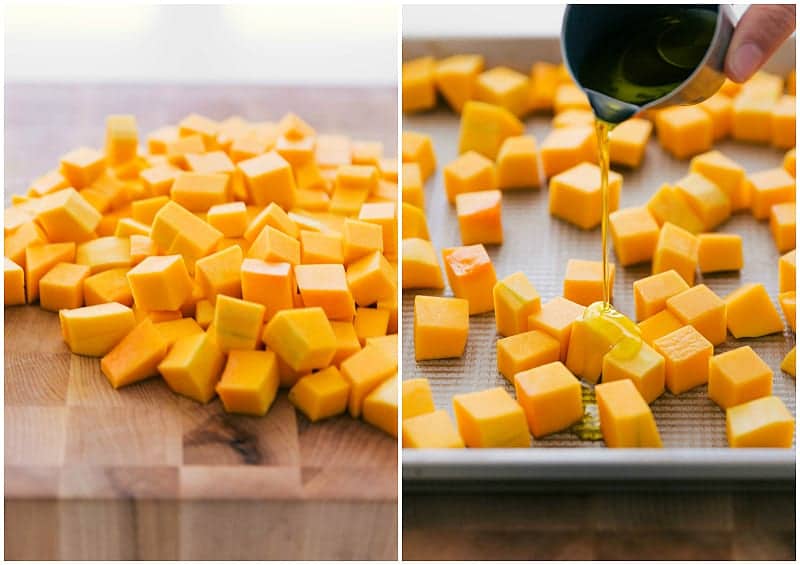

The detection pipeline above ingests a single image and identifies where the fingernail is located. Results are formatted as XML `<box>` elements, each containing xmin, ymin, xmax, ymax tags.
<box><xmin>730</xmin><ymin>42</ymin><xmax>763</xmax><ymax>82</ymax></box>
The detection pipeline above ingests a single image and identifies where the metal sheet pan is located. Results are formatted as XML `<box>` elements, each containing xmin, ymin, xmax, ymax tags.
<box><xmin>402</xmin><ymin>36</ymin><xmax>796</xmax><ymax>482</ymax></box>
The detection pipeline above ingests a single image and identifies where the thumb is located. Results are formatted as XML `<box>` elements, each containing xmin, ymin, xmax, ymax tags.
<box><xmin>725</xmin><ymin>4</ymin><xmax>796</xmax><ymax>83</ymax></box>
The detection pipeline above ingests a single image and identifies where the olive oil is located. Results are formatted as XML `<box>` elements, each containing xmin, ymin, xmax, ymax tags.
<box><xmin>578</xmin><ymin>7</ymin><xmax>717</xmax><ymax>106</ymax></box>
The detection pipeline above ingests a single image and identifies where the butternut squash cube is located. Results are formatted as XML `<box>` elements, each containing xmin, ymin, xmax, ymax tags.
<box><xmin>455</xmin><ymin>189</ymin><xmax>503</xmax><ymax>245</ymax></box>
<box><xmin>100</xmin><ymin>318</ymin><xmax>168</xmax><ymax>389</ymax></box>
<box><xmin>59</xmin><ymin>302</ymin><xmax>136</xmax><ymax>357</ymax></box>
<box><xmin>732</xmin><ymin>93</ymin><xmax>774</xmax><ymax>143</ymax></box>
<box><xmin>401</xmin><ymin>163</ymin><xmax>425</xmax><ymax>209</ymax></box>
<box><xmin>540</xmin><ymin>126</ymin><xmax>596</xmax><ymax>178</ymax></box>
<box><xmin>496</xmin><ymin>135</ymin><xmax>541</xmax><ymax>190</ymax></box>
<box><xmin>263</xmin><ymin>307</ymin><xmax>336</xmax><ymax>373</ymax></box>
<box><xmin>216</xmin><ymin>350</ymin><xmax>280</xmax><ymax>416</ymax></box>
<box><xmin>195</xmin><ymin>244</ymin><xmax>243</xmax><ymax>301</ymax></box>
<box><xmin>150</xmin><ymin>201</ymin><xmax>223</xmax><ymax>272</ymax></box>
<box><xmin>140</xmin><ymin>166</ymin><xmax>179</xmax><ymax>197</ymax></box>
<box><xmin>244</xmin><ymin>203</ymin><xmax>298</xmax><ymax>244</ymax></box>
<box><xmin>563</xmin><ymin>258</ymin><xmax>615</xmax><ymax>306</ymax></box>
<box><xmin>153</xmin><ymin>317</ymin><xmax>203</xmax><ymax>348</ymax></box>
<box><xmin>28</xmin><ymin>169</ymin><xmax>69</xmax><ymax>197</ymax></box>
<box><xmin>288</xmin><ymin>366</ymin><xmax>351</xmax><ymax>422</ymax></box>
<box><xmin>205</xmin><ymin>201</ymin><xmax>247</xmax><ymax>237</ymax></box>
<box><xmin>83</xmin><ymin>267</ymin><xmax>132</xmax><ymax>306</ymax></box>
<box><xmin>194</xmin><ymin>299</ymin><xmax>213</xmax><ymax>329</ymax></box>
<box><xmin>474</xmin><ymin>66</ymin><xmax>529</xmax><ymax>117</ymax></box>
<box><xmin>652</xmin><ymin>222</ymin><xmax>699</xmax><ymax>285</ymax></box>
<box><xmin>59</xmin><ymin>147</ymin><xmax>105</xmax><ymax>189</ymax></box>
<box><xmin>493</xmin><ymin>271</ymin><xmax>541</xmax><ymax>337</ymax></box>
<box><xmin>725</xmin><ymin>283</ymin><xmax>784</xmax><ymax>338</ymax></box>
<box><xmin>638</xmin><ymin>309</ymin><xmax>684</xmax><ymax>347</ymax></box>
<box><xmin>39</xmin><ymin>262</ymin><xmax>91</xmax><ymax>311</ymax></box>
<box><xmin>708</xmin><ymin>346</ymin><xmax>772</xmax><ymax>410</ymax></box>
<box><xmin>403</xmin><ymin>410</ymin><xmax>465</xmax><ymax>448</ymax></box>
<box><xmin>25</xmin><ymin>242</ymin><xmax>76</xmax><ymax>303</ymax></box>
<box><xmin>277</xmin><ymin>112</ymin><xmax>315</xmax><ymax>141</ymax></box>
<box><xmin>435</xmin><ymin>54</ymin><xmax>484</xmax><ymax>113</ymax></box>
<box><xmin>689</xmin><ymin>150</ymin><xmax>748</xmax><ymax>210</ymax></box>
<box><xmin>769</xmin><ymin>202</ymin><xmax>796</xmax><ymax>252</ymax></box>
<box><xmin>178</xmin><ymin>113</ymin><xmax>219</xmax><ymax>149</ymax></box>
<box><xmin>340</xmin><ymin>343</ymin><xmax>396</xmax><ymax>418</ymax></box>
<box><xmin>442</xmin><ymin>244</ymin><xmax>497</xmax><ymax>315</ymax></box>
<box><xmin>781</xmin><ymin>347</ymin><xmax>795</xmax><ymax>377</ymax></box>
<box><xmin>105</xmin><ymin>114</ymin><xmax>138</xmax><ymax>166</ymax></box>
<box><xmin>603</xmin><ymin>341</ymin><xmax>665</xmax><ymax>404</ymax></box>
<box><xmin>549</xmin><ymin>162</ymin><xmax>621</xmax><ymax>229</ymax></box>
<box><xmin>363</xmin><ymin>375</ymin><xmax>398</xmax><ymax>437</ymax></box>
<box><xmin>727</xmin><ymin>396</ymin><xmax>794</xmax><ymax>448</ymax></box>
<box><xmin>697</xmin><ymin>91</ymin><xmax>733</xmax><ymax>141</ymax></box>
<box><xmin>330</xmin><ymin>321</ymin><xmax>361</xmax><ymax>366</ymax></box>
<box><xmin>652</xmin><ymin>325</ymin><xmax>713</xmax><ymax>395</ymax></box>
<box><xmin>552</xmin><ymin>109</ymin><xmax>595</xmax><ymax>129</ymax></box>
<box><xmin>595</xmin><ymin>379</ymin><xmax>663</xmax><ymax>448</ymax></box>
<box><xmin>784</xmin><ymin>148</ymin><xmax>796</xmax><ymax>177</ymax></box>
<box><xmin>443</xmin><ymin>151</ymin><xmax>497</xmax><ymax>204</ymax></box>
<box><xmin>75</xmin><ymin>236</ymin><xmax>131</xmax><ymax>274</ymax></box>
<box><xmin>458</xmin><ymin>100</ymin><xmax>524</xmax><ymax>160</ymax></box>
<box><xmin>34</xmin><ymin>188</ymin><xmax>101</xmax><ymax>243</ymax></box>
<box><xmin>402</xmin><ymin>56</ymin><xmax>436</xmax><ymax>113</ymax></box>
<box><xmin>402</xmin><ymin>238</ymin><xmax>444</xmax><ymax>290</ymax></box>
<box><xmin>238</xmin><ymin>151</ymin><xmax>296</xmax><ymax>210</ymax></box>
<box><xmin>275</xmin><ymin>135</ymin><xmax>315</xmax><ymax>167</ymax></box>
<box><xmin>770</xmin><ymin>94</ymin><xmax>796</xmax><ymax>148</ymax></box>
<box><xmin>358</xmin><ymin>202</ymin><xmax>397</xmax><ymax>258</ymax></box>
<box><xmin>609</xmin><ymin>207</ymin><xmax>659</xmax><ymax>266</ymax></box>
<box><xmin>497</xmin><ymin>329</ymin><xmax>560</xmax><ymax>381</ymax></box>
<box><xmin>514</xmin><ymin>361</ymin><xmax>583</xmax><ymax>438</ymax></box>
<box><xmin>345</xmin><ymin>251</ymin><xmax>395</xmax><ymax>307</ymax></box>
<box><xmin>298</xmin><ymin>229</ymin><xmax>342</xmax><ymax>265</ymax></box>
<box><xmin>158</xmin><ymin>331</ymin><xmax>225</xmax><ymax>403</ymax></box>
<box><xmin>169</xmin><ymin>172</ymin><xmax>229</xmax><ymax>212</ymax></box>
<box><xmin>238</xmin><ymin>259</ymin><xmax>292</xmax><ymax>322</ymax></box>
<box><xmin>527</xmin><ymin>296</ymin><xmax>585</xmax><ymax>362</ymax></box>
<box><xmin>4</xmin><ymin>221</ymin><xmax>47</xmax><ymax>268</ymax></box>
<box><xmin>553</xmin><ymin>84</ymin><xmax>589</xmax><ymax>114</ymax></box>
<box><xmin>674</xmin><ymin>173</ymin><xmax>731</xmax><ymax>231</ymax></box>
<box><xmin>646</xmin><ymin>183</ymin><xmax>705</xmax><ymax>234</ymax></box>
<box><xmin>213</xmin><ymin>295</ymin><xmax>265</xmax><ymax>352</ymax></box>
<box><xmin>747</xmin><ymin>168</ymin><xmax>796</xmax><ymax>219</ymax></box>
<box><xmin>127</xmin><ymin>254</ymin><xmax>193</xmax><ymax>311</ymax></box>
<box><xmin>343</xmin><ymin>218</ymin><xmax>384</xmax><ymax>264</ymax></box>
<box><xmin>565</xmin><ymin>308</ymin><xmax>641</xmax><ymax>384</ymax></box>
<box><xmin>402</xmin><ymin>131</ymin><xmax>437</xmax><ymax>181</ymax></box>
<box><xmin>402</xmin><ymin>378</ymin><xmax>435</xmax><ymax>420</ymax></box>
<box><xmin>4</xmin><ymin>257</ymin><xmax>25</xmax><ymax>305</ymax></box>
<box><xmin>247</xmin><ymin>225</ymin><xmax>300</xmax><ymax>265</ymax></box>
<box><xmin>528</xmin><ymin>62</ymin><xmax>559</xmax><ymax>112</ymax></box>
<box><xmin>655</xmin><ymin>105</ymin><xmax>713</xmax><ymax>159</ymax></box>
<box><xmin>294</xmin><ymin>264</ymin><xmax>354</xmax><ymax>320</ymax></box>
<box><xmin>697</xmin><ymin>233</ymin><xmax>743</xmax><ymax>273</ymax></box>
<box><xmin>666</xmin><ymin>284</ymin><xmax>727</xmax><ymax>346</ymax></box>
<box><xmin>452</xmin><ymin>387</ymin><xmax>529</xmax><ymax>448</ymax></box>
<box><xmin>414</xmin><ymin>295</ymin><xmax>469</xmax><ymax>360</ymax></box>
<box><xmin>779</xmin><ymin>250</ymin><xmax>795</xmax><ymax>293</ymax></box>
<box><xmin>401</xmin><ymin>203</ymin><xmax>430</xmax><ymax>240</ymax></box>
<box><xmin>608</xmin><ymin>118</ymin><xmax>652</xmax><ymax>168</ymax></box>
<box><xmin>779</xmin><ymin>291</ymin><xmax>795</xmax><ymax>332</ymax></box>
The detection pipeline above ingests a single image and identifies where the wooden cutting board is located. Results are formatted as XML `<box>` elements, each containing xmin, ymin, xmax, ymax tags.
<box><xmin>4</xmin><ymin>84</ymin><xmax>398</xmax><ymax>560</ymax></box>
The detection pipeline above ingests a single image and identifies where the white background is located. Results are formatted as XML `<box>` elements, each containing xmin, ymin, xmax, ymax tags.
<box><xmin>5</xmin><ymin>3</ymin><xmax>399</xmax><ymax>84</ymax></box>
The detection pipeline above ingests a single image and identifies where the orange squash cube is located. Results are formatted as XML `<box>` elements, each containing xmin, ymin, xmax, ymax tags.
<box><xmin>299</xmin><ymin>230</ymin><xmax>343</xmax><ymax>264</ymax></box>
<box><xmin>603</xmin><ymin>341</ymin><xmax>665</xmax><ymax>404</ymax></box>
<box><xmin>362</xmin><ymin>375</ymin><xmax>398</xmax><ymax>437</ymax></box>
<box><xmin>689</xmin><ymin>150</ymin><xmax>748</xmax><ymax>210</ymax></box>
<box><xmin>358</xmin><ymin>202</ymin><xmax>397</xmax><ymax>259</ymax></box>
<box><xmin>401</xmin><ymin>162</ymin><xmax>425</xmax><ymax>209</ymax></box>
<box><xmin>697</xmin><ymin>233</ymin><xmax>743</xmax><ymax>273</ymax></box>
<box><xmin>652</xmin><ymin>325</ymin><xmax>713</xmax><ymax>395</ymax></box>
<box><xmin>779</xmin><ymin>291</ymin><xmax>795</xmax><ymax>332</ymax></box>
<box><xmin>140</xmin><ymin>166</ymin><xmax>179</xmax><ymax>197</ymax></box>
<box><xmin>727</xmin><ymin>396</ymin><xmax>795</xmax><ymax>448</ymax></box>
<box><xmin>59</xmin><ymin>147</ymin><xmax>105</xmax><ymax>189</ymax></box>
<box><xmin>288</xmin><ymin>366</ymin><xmax>351</xmax><ymax>422</ymax></box>
<box><xmin>179</xmin><ymin>113</ymin><xmax>219</xmax><ymax>149</ymax></box>
<box><xmin>247</xmin><ymin>225</ymin><xmax>300</xmax><ymax>265</ymax></box>
<box><xmin>105</xmin><ymin>114</ymin><xmax>138</xmax><ymax>166</ymax></box>
<box><xmin>563</xmin><ymin>258</ymin><xmax>615</xmax><ymax>307</ymax></box>
<box><xmin>452</xmin><ymin>387</ymin><xmax>529</xmax><ymax>448</ymax></box>
<box><xmin>345</xmin><ymin>250</ymin><xmax>395</xmax><ymax>307</ymax></box>
<box><xmin>665</xmin><ymin>284</ymin><xmax>727</xmax><ymax>346</ymax></box>
<box><xmin>24</xmin><ymin>242</ymin><xmax>76</xmax><ymax>303</ymax></box>
<box><xmin>435</xmin><ymin>54</ymin><xmax>484</xmax><ymax>113</ymax></box>
<box><xmin>158</xmin><ymin>331</ymin><xmax>225</xmax><ymax>404</ymax></box>
<box><xmin>747</xmin><ymin>168</ymin><xmax>796</xmax><ymax>219</ymax></box>
<box><xmin>206</xmin><ymin>201</ymin><xmax>247</xmax><ymax>237</ymax></box>
<box><xmin>652</xmin><ymin>222</ymin><xmax>699</xmax><ymax>285</ymax></box>
<box><xmin>340</xmin><ymin>343</ymin><xmax>397</xmax><ymax>418</ymax></box>
<box><xmin>646</xmin><ymin>183</ymin><xmax>704</xmax><ymax>234</ymax></box>
<box><xmin>474</xmin><ymin>66</ymin><xmax>529</xmax><ymax>117</ymax></box>
<box><xmin>4</xmin><ymin>221</ymin><xmax>47</xmax><ymax>268</ymax></box>
<box><xmin>100</xmin><ymin>318</ymin><xmax>168</xmax><ymax>389</ymax></box>
<box><xmin>455</xmin><ymin>190</ymin><xmax>503</xmax><ymax>245</ymax></box>
<box><xmin>725</xmin><ymin>283</ymin><xmax>784</xmax><ymax>338</ymax></box>
<box><xmin>84</xmin><ymin>267</ymin><xmax>132</xmax><ymax>307</ymax></box>
<box><xmin>496</xmin><ymin>329</ymin><xmax>560</xmax><ymax>381</ymax></box>
<box><xmin>39</xmin><ymin>262</ymin><xmax>91</xmax><ymax>311</ymax></box>
<box><xmin>549</xmin><ymin>162</ymin><xmax>621</xmax><ymax>229</ymax></box>
<box><xmin>514</xmin><ymin>361</ymin><xmax>583</xmax><ymax>438</ymax></box>
<box><xmin>194</xmin><ymin>244</ymin><xmax>243</xmax><ymax>301</ymax></box>
<box><xmin>552</xmin><ymin>109</ymin><xmax>595</xmax><ymax>129</ymax></box>
<box><xmin>771</xmin><ymin>95</ymin><xmax>797</xmax><ymax>149</ymax></box>
<box><xmin>708</xmin><ymin>346</ymin><xmax>773</xmax><ymax>410</ymax></box>
<box><xmin>34</xmin><ymin>188</ymin><xmax>102</xmax><ymax>243</ymax></box>
<box><xmin>150</xmin><ymin>201</ymin><xmax>223</xmax><ymax>272</ymax></box>
<box><xmin>402</xmin><ymin>378</ymin><xmax>436</xmax><ymax>420</ymax></box>
<box><xmin>492</xmin><ymin>271</ymin><xmax>541</xmax><ymax>337</ymax></box>
<box><xmin>632</xmin><ymin>269</ymin><xmax>690</xmax><ymax>321</ymax></box>
<box><xmin>441</xmin><ymin>244</ymin><xmax>497</xmax><ymax>315</ymax></box>
<box><xmin>402</xmin><ymin>238</ymin><xmax>444</xmax><ymax>290</ymax></box>
<box><xmin>673</xmin><ymin>173</ymin><xmax>731</xmax><ymax>231</ymax></box>
<box><xmin>59</xmin><ymin>302</ymin><xmax>136</xmax><ymax>357</ymax></box>
<box><xmin>638</xmin><ymin>306</ymin><xmax>684</xmax><ymax>347</ymax></box>
<box><xmin>527</xmin><ymin>296</ymin><xmax>585</xmax><ymax>362</ymax></box>
<box><xmin>75</xmin><ymin>236</ymin><xmax>131</xmax><ymax>275</ymax></box>
<box><xmin>401</xmin><ymin>202</ymin><xmax>430</xmax><ymax>241</ymax></box>
<box><xmin>152</xmin><ymin>317</ymin><xmax>203</xmax><ymax>348</ymax></box>
<box><xmin>263</xmin><ymin>307</ymin><xmax>336</xmax><ymax>373</ymax></box>
<box><xmin>608</xmin><ymin>118</ymin><xmax>652</xmax><ymax>168</ymax></box>
<box><xmin>342</xmin><ymin>218</ymin><xmax>384</xmax><ymax>264</ymax></box>
<box><xmin>402</xmin><ymin>56</ymin><xmax>436</xmax><ymax>113</ymax></box>
<box><xmin>696</xmin><ymin>91</ymin><xmax>733</xmax><ymax>140</ymax></box>
<box><xmin>28</xmin><ymin>170</ymin><xmax>69</xmax><ymax>197</ymax></box>
<box><xmin>403</xmin><ymin>410</ymin><xmax>465</xmax><ymax>448</ymax></box>
<box><xmin>414</xmin><ymin>295</ymin><xmax>469</xmax><ymax>360</ymax></box>
<box><xmin>216</xmin><ymin>350</ymin><xmax>280</xmax><ymax>416</ymax></box>
<box><xmin>609</xmin><ymin>207</ymin><xmax>659</xmax><ymax>266</ymax></box>
<box><xmin>769</xmin><ymin>202</ymin><xmax>796</xmax><ymax>252</ymax></box>
<box><xmin>4</xmin><ymin>257</ymin><xmax>25</xmax><ymax>305</ymax></box>
<box><xmin>496</xmin><ymin>135</ymin><xmax>541</xmax><ymax>189</ymax></box>
<box><xmin>779</xmin><ymin>250</ymin><xmax>795</xmax><ymax>293</ymax></box>
<box><xmin>402</xmin><ymin>131</ymin><xmax>437</xmax><ymax>181</ymax></box>
<box><xmin>443</xmin><ymin>151</ymin><xmax>497</xmax><ymax>204</ymax></box>
<box><xmin>595</xmin><ymin>379</ymin><xmax>662</xmax><ymax>448</ymax></box>
<box><xmin>528</xmin><ymin>62</ymin><xmax>559</xmax><ymax>112</ymax></box>
<box><xmin>244</xmin><ymin>202</ymin><xmax>299</xmax><ymax>242</ymax></box>
<box><xmin>238</xmin><ymin>151</ymin><xmax>296</xmax><ymax>210</ymax></box>
<box><xmin>540</xmin><ymin>126</ymin><xmax>596</xmax><ymax>179</ymax></box>
<box><xmin>127</xmin><ymin>254</ymin><xmax>193</xmax><ymax>311</ymax></box>
<box><xmin>553</xmin><ymin>84</ymin><xmax>590</xmax><ymax>113</ymax></box>
<box><xmin>784</xmin><ymin>148</ymin><xmax>796</xmax><ymax>177</ymax></box>
<box><xmin>212</xmin><ymin>295</ymin><xmax>265</xmax><ymax>352</ymax></box>
<box><xmin>295</xmin><ymin>263</ymin><xmax>355</xmax><ymax>321</ymax></box>
<box><xmin>457</xmin><ymin>100</ymin><xmax>524</xmax><ymax>160</ymax></box>
<box><xmin>655</xmin><ymin>105</ymin><xmax>713</xmax><ymax>159</ymax></box>
<box><xmin>240</xmin><ymin>258</ymin><xmax>293</xmax><ymax>322</ymax></box>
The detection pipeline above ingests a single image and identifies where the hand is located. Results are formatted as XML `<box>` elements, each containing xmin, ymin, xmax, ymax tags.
<box><xmin>725</xmin><ymin>4</ymin><xmax>796</xmax><ymax>83</ymax></box>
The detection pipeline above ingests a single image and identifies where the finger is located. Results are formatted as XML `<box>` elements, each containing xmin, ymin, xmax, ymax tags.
<box><xmin>725</xmin><ymin>4</ymin><xmax>796</xmax><ymax>82</ymax></box>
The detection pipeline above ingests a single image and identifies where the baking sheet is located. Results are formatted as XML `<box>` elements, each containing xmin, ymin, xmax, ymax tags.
<box><xmin>402</xmin><ymin>37</ymin><xmax>796</xmax><ymax>480</ymax></box>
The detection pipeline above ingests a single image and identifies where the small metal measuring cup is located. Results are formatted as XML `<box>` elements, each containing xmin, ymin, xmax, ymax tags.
<box><xmin>561</xmin><ymin>4</ymin><xmax>736</xmax><ymax>123</ymax></box>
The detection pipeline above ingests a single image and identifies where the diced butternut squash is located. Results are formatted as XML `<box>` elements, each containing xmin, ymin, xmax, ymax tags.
<box><xmin>277</xmin><ymin>112</ymin><xmax>315</xmax><ymax>141</ymax></box>
<box><xmin>363</xmin><ymin>375</ymin><xmax>398</xmax><ymax>437</ymax></box>
<box><xmin>4</xmin><ymin>257</ymin><xmax>25</xmax><ymax>305</ymax></box>
<box><xmin>100</xmin><ymin>319</ymin><xmax>168</xmax><ymax>389</ymax></box>
<box><xmin>288</xmin><ymin>366</ymin><xmax>351</xmax><ymax>422</ymax></box>
<box><xmin>638</xmin><ymin>309</ymin><xmax>684</xmax><ymax>347</ymax></box>
<box><xmin>732</xmin><ymin>92</ymin><xmax>775</xmax><ymax>144</ymax></box>
<box><xmin>747</xmin><ymin>168</ymin><xmax>796</xmax><ymax>219</ymax></box>
<box><xmin>603</xmin><ymin>341</ymin><xmax>665</xmax><ymax>404</ymax></box>
<box><xmin>158</xmin><ymin>331</ymin><xmax>225</xmax><ymax>404</ymax></box>
<box><xmin>105</xmin><ymin>114</ymin><xmax>138</xmax><ymax>166</ymax></box>
<box><xmin>216</xmin><ymin>350</ymin><xmax>280</xmax><ymax>416</ymax></box>
<box><xmin>528</xmin><ymin>62</ymin><xmax>559</xmax><ymax>112</ymax></box>
<box><xmin>150</xmin><ymin>201</ymin><xmax>223</xmax><ymax>272</ymax></box>
<box><xmin>39</xmin><ymin>262</ymin><xmax>91</xmax><ymax>311</ymax></box>
<box><xmin>59</xmin><ymin>147</ymin><xmax>105</xmax><ymax>189</ymax></box>
<box><xmin>402</xmin><ymin>131</ymin><xmax>437</xmax><ymax>181</ymax></box>
<box><xmin>527</xmin><ymin>296</ymin><xmax>585</xmax><ymax>362</ymax></box>
<box><xmin>127</xmin><ymin>254</ymin><xmax>193</xmax><ymax>311</ymax></box>
<box><xmin>5</xmin><ymin>221</ymin><xmax>47</xmax><ymax>268</ymax></box>
<box><xmin>549</xmin><ymin>162</ymin><xmax>621</xmax><ymax>229</ymax></box>
<box><xmin>402</xmin><ymin>56</ymin><xmax>436</xmax><ymax>113</ymax></box>
<box><xmin>358</xmin><ymin>202</ymin><xmax>397</xmax><ymax>259</ymax></box>
<box><xmin>443</xmin><ymin>151</ymin><xmax>497</xmax><ymax>204</ymax></box>
<box><xmin>213</xmin><ymin>295</ymin><xmax>265</xmax><ymax>352</ymax></box>
<box><xmin>769</xmin><ymin>202</ymin><xmax>796</xmax><ymax>252</ymax></box>
<box><xmin>401</xmin><ymin>162</ymin><xmax>425</xmax><ymax>209</ymax></box>
<box><xmin>402</xmin><ymin>238</ymin><xmax>444</xmax><ymax>289</ymax></box>
<box><xmin>709</xmin><ymin>346</ymin><xmax>773</xmax><ymax>410</ymax></box>
<box><xmin>247</xmin><ymin>225</ymin><xmax>300</xmax><ymax>265</ymax></box>
<box><xmin>299</xmin><ymin>229</ymin><xmax>343</xmax><ymax>264</ymax></box>
<box><xmin>262</xmin><ymin>307</ymin><xmax>336</xmax><ymax>373</ymax></box>
<box><xmin>452</xmin><ymin>387</ymin><xmax>529</xmax><ymax>448</ymax></box>
<box><xmin>646</xmin><ymin>183</ymin><xmax>705</xmax><ymax>234</ymax></box>
<box><xmin>455</xmin><ymin>189</ymin><xmax>503</xmax><ymax>245</ymax></box>
<box><xmin>238</xmin><ymin>151</ymin><xmax>296</xmax><ymax>210</ymax></box>
<box><xmin>771</xmin><ymin>94</ymin><xmax>795</xmax><ymax>148</ymax></box>
<box><xmin>458</xmin><ymin>100</ymin><xmax>524</xmax><ymax>160</ymax></box>
<box><xmin>514</xmin><ymin>361</ymin><xmax>582</xmax><ymax>438</ymax></box>
<box><xmin>75</xmin><ymin>236</ymin><xmax>131</xmax><ymax>274</ymax></box>
<box><xmin>402</xmin><ymin>378</ymin><xmax>435</xmax><ymax>420</ymax></box>
<box><xmin>295</xmin><ymin>263</ymin><xmax>354</xmax><ymax>320</ymax></box>
<box><xmin>340</xmin><ymin>343</ymin><xmax>397</xmax><ymax>418</ymax></box>
<box><xmin>726</xmin><ymin>396</ymin><xmax>794</xmax><ymax>448</ymax></box>
<box><xmin>244</xmin><ymin>202</ymin><xmax>299</xmax><ymax>243</ymax></box>
<box><xmin>83</xmin><ymin>267</ymin><xmax>132</xmax><ymax>306</ymax></box>
<box><xmin>784</xmin><ymin>148</ymin><xmax>796</xmax><ymax>177</ymax></box>
<box><xmin>562</xmin><ymin>258</ymin><xmax>615</xmax><ymax>307</ymax></box>
<box><xmin>595</xmin><ymin>379</ymin><xmax>662</xmax><ymax>448</ymax></box>
<box><xmin>496</xmin><ymin>329</ymin><xmax>560</xmax><ymax>381</ymax></box>
<box><xmin>435</xmin><ymin>54</ymin><xmax>484</xmax><ymax>113</ymax></box>
<box><xmin>330</xmin><ymin>320</ymin><xmax>361</xmax><ymax>366</ymax></box>
<box><xmin>403</xmin><ymin>410</ymin><xmax>465</xmax><ymax>448</ymax></box>
<box><xmin>493</xmin><ymin>271</ymin><xmax>541</xmax><ymax>337</ymax></box>
<box><xmin>239</xmin><ymin>259</ymin><xmax>293</xmax><ymax>322</ymax></box>
<box><xmin>25</xmin><ymin>242</ymin><xmax>76</xmax><ymax>303</ymax></box>
<box><xmin>474</xmin><ymin>66</ymin><xmax>529</xmax><ymax>117</ymax></box>
<box><xmin>153</xmin><ymin>317</ymin><xmax>203</xmax><ymax>348</ymax></box>
<box><xmin>442</xmin><ymin>244</ymin><xmax>497</xmax><ymax>314</ymax></box>
<box><xmin>552</xmin><ymin>109</ymin><xmax>594</xmax><ymax>129</ymax></box>
<box><xmin>553</xmin><ymin>84</ymin><xmax>590</xmax><ymax>114</ymax></box>
<box><xmin>779</xmin><ymin>250</ymin><xmax>795</xmax><ymax>293</ymax></box>
<box><xmin>655</xmin><ymin>105</ymin><xmax>713</xmax><ymax>159</ymax></box>
<box><xmin>779</xmin><ymin>291</ymin><xmax>795</xmax><ymax>332</ymax></box>
<box><xmin>673</xmin><ymin>173</ymin><xmax>731</xmax><ymax>231</ymax></box>
<box><xmin>206</xmin><ymin>201</ymin><xmax>247</xmax><ymax>237</ymax></box>
<box><xmin>697</xmin><ymin>91</ymin><xmax>733</xmax><ymax>141</ymax></box>
<box><xmin>346</xmin><ymin>250</ymin><xmax>395</xmax><ymax>307</ymax></box>
<box><xmin>608</xmin><ymin>117</ymin><xmax>652</xmax><ymax>168</ymax></box>
<box><xmin>652</xmin><ymin>222</ymin><xmax>699</xmax><ymax>285</ymax></box>
<box><xmin>140</xmin><ymin>166</ymin><xmax>179</xmax><ymax>197</ymax></box>
<box><xmin>781</xmin><ymin>347</ymin><xmax>795</xmax><ymax>377</ymax></box>
<box><xmin>496</xmin><ymin>135</ymin><xmax>541</xmax><ymax>189</ymax></box>
<box><xmin>652</xmin><ymin>325</ymin><xmax>713</xmax><ymax>395</ymax></box>
<box><xmin>725</xmin><ymin>283</ymin><xmax>784</xmax><ymax>338</ymax></box>
<box><xmin>59</xmin><ymin>302</ymin><xmax>136</xmax><ymax>357</ymax></box>
<box><xmin>343</xmin><ymin>218</ymin><xmax>384</xmax><ymax>264</ymax></box>
<box><xmin>34</xmin><ymin>188</ymin><xmax>101</xmax><ymax>243</ymax></box>
<box><xmin>28</xmin><ymin>170</ymin><xmax>69</xmax><ymax>197</ymax></box>
<box><xmin>414</xmin><ymin>295</ymin><xmax>469</xmax><ymax>361</ymax></box>
<box><xmin>697</xmin><ymin>233</ymin><xmax>743</xmax><ymax>273</ymax></box>
<box><xmin>665</xmin><ymin>284</ymin><xmax>726</xmax><ymax>346</ymax></box>
<box><xmin>540</xmin><ymin>126</ymin><xmax>596</xmax><ymax>179</ymax></box>
<box><xmin>632</xmin><ymin>269</ymin><xmax>689</xmax><ymax>321</ymax></box>
<box><xmin>689</xmin><ymin>150</ymin><xmax>748</xmax><ymax>210</ymax></box>
<box><xmin>609</xmin><ymin>207</ymin><xmax>659</xmax><ymax>266</ymax></box>
<box><xmin>179</xmin><ymin>113</ymin><xmax>219</xmax><ymax>149</ymax></box>
<box><xmin>401</xmin><ymin>202</ymin><xmax>430</xmax><ymax>240</ymax></box>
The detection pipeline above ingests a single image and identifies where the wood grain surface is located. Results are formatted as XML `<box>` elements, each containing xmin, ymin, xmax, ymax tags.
<box><xmin>4</xmin><ymin>83</ymin><xmax>397</xmax><ymax>561</ymax></box>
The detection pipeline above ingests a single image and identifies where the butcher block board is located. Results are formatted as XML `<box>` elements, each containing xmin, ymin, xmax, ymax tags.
<box><xmin>402</xmin><ymin>37</ymin><xmax>796</xmax><ymax>483</ymax></box>
<box><xmin>4</xmin><ymin>84</ymin><xmax>397</xmax><ymax>560</ymax></box>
